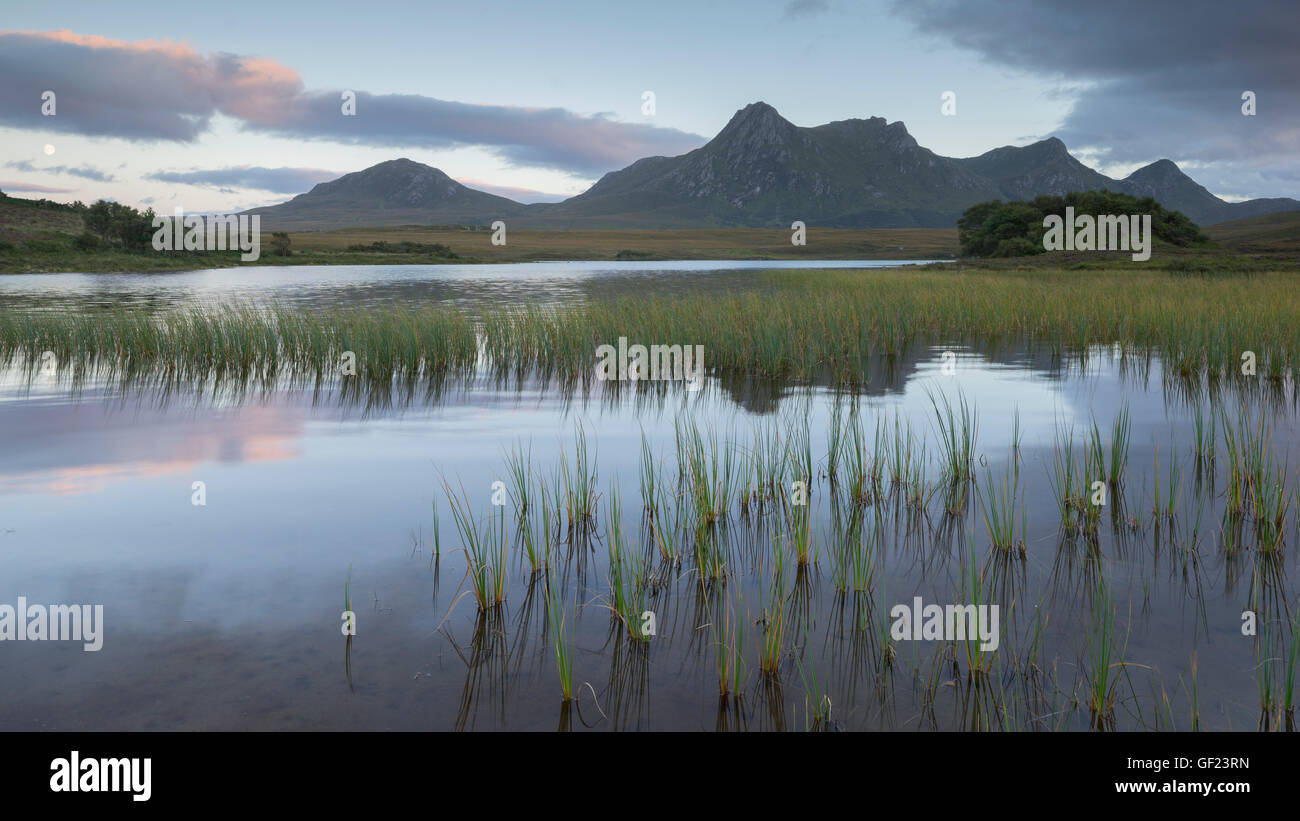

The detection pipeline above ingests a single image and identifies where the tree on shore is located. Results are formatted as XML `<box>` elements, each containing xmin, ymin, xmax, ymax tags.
<box><xmin>958</xmin><ymin>190</ymin><xmax>1208</xmax><ymax>257</ymax></box>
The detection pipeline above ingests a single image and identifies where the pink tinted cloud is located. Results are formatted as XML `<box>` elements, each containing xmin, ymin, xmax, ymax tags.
<box><xmin>0</xmin><ymin>181</ymin><xmax>78</xmax><ymax>193</ymax></box>
<box><xmin>0</xmin><ymin>30</ymin><xmax>703</xmax><ymax>175</ymax></box>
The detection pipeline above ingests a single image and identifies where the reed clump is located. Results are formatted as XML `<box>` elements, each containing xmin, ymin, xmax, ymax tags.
<box><xmin>7</xmin><ymin>267</ymin><xmax>1300</xmax><ymax>390</ymax></box>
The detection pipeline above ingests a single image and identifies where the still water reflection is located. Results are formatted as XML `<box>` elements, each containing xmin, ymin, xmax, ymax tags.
<box><xmin>0</xmin><ymin>259</ymin><xmax>943</xmax><ymax>312</ymax></box>
<box><xmin>2</xmin><ymin>340</ymin><xmax>1295</xmax><ymax>730</ymax></box>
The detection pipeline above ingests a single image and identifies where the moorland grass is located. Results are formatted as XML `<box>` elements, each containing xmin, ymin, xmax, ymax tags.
<box><xmin>5</xmin><ymin>267</ymin><xmax>1300</xmax><ymax>390</ymax></box>
<box><xmin>414</xmin><ymin>399</ymin><xmax>1293</xmax><ymax>729</ymax></box>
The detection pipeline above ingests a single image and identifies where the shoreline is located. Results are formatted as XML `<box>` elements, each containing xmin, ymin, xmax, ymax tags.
<box><xmin>0</xmin><ymin>250</ymin><xmax>956</xmax><ymax>276</ymax></box>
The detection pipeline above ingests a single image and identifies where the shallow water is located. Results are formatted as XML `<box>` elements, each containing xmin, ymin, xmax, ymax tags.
<box><xmin>2</xmin><ymin>326</ymin><xmax>1296</xmax><ymax>731</ymax></box>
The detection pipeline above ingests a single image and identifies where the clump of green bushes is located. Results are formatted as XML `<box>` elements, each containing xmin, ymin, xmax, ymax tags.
<box><xmin>958</xmin><ymin>190</ymin><xmax>1209</xmax><ymax>257</ymax></box>
<box><xmin>344</xmin><ymin>240</ymin><xmax>458</xmax><ymax>258</ymax></box>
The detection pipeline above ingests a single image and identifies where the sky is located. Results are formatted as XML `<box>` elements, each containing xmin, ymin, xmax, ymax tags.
<box><xmin>0</xmin><ymin>0</ymin><xmax>1295</xmax><ymax>212</ymax></box>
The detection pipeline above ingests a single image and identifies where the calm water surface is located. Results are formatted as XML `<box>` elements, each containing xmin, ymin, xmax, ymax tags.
<box><xmin>0</xmin><ymin>263</ymin><xmax>1295</xmax><ymax>731</ymax></box>
<box><xmin>0</xmin><ymin>259</ymin><xmax>944</xmax><ymax>312</ymax></box>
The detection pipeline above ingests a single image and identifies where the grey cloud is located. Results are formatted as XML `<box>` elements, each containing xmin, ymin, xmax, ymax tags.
<box><xmin>245</xmin><ymin>90</ymin><xmax>703</xmax><ymax>175</ymax></box>
<box><xmin>0</xmin><ymin>181</ymin><xmax>78</xmax><ymax>193</ymax></box>
<box><xmin>147</xmin><ymin>166</ymin><xmax>340</xmax><ymax>194</ymax></box>
<box><xmin>891</xmin><ymin>0</ymin><xmax>1300</xmax><ymax>198</ymax></box>
<box><xmin>455</xmin><ymin>178</ymin><xmax>569</xmax><ymax>203</ymax></box>
<box><xmin>783</xmin><ymin>0</ymin><xmax>830</xmax><ymax>20</ymax></box>
<box><xmin>6</xmin><ymin>160</ymin><xmax>115</xmax><ymax>181</ymax></box>
<box><xmin>0</xmin><ymin>33</ymin><xmax>234</xmax><ymax>140</ymax></box>
<box><xmin>0</xmin><ymin>31</ymin><xmax>704</xmax><ymax>176</ymax></box>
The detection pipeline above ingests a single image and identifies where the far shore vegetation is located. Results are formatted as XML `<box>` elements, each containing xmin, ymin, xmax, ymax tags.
<box><xmin>1</xmin><ymin>188</ymin><xmax>1295</xmax><ymax>274</ymax></box>
<box><xmin>957</xmin><ymin>190</ymin><xmax>1210</xmax><ymax>257</ymax></box>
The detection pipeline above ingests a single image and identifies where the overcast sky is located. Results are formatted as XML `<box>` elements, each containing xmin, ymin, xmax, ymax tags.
<box><xmin>1</xmin><ymin>0</ymin><xmax>1294</xmax><ymax>211</ymax></box>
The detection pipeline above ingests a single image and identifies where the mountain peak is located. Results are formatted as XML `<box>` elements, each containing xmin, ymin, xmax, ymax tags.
<box><xmin>718</xmin><ymin>101</ymin><xmax>793</xmax><ymax>133</ymax></box>
<box><xmin>705</xmin><ymin>101</ymin><xmax>803</xmax><ymax>159</ymax></box>
<box><xmin>1127</xmin><ymin>158</ymin><xmax>1185</xmax><ymax>179</ymax></box>
<box><xmin>307</xmin><ymin>158</ymin><xmax>459</xmax><ymax>206</ymax></box>
<box><xmin>374</xmin><ymin>157</ymin><xmax>434</xmax><ymax>171</ymax></box>
<box><xmin>1123</xmin><ymin>160</ymin><xmax>1204</xmax><ymax>196</ymax></box>
<box><xmin>350</xmin><ymin>157</ymin><xmax>453</xmax><ymax>183</ymax></box>
<box><xmin>244</xmin><ymin>157</ymin><xmax>525</xmax><ymax>229</ymax></box>
<box><xmin>735</xmin><ymin>100</ymin><xmax>781</xmax><ymax>118</ymax></box>
<box><xmin>246</xmin><ymin>106</ymin><xmax>1298</xmax><ymax>231</ymax></box>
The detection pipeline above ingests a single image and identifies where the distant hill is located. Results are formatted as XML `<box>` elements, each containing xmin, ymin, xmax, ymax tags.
<box><xmin>521</xmin><ymin>103</ymin><xmax>1000</xmax><ymax>228</ymax></box>
<box><xmin>1118</xmin><ymin>160</ymin><xmax>1300</xmax><ymax>226</ymax></box>
<box><xmin>956</xmin><ymin>137</ymin><xmax>1117</xmax><ymax>202</ymax></box>
<box><xmin>0</xmin><ymin>190</ymin><xmax>84</xmax><ymax>240</ymax></box>
<box><xmin>242</xmin><ymin>103</ymin><xmax>1300</xmax><ymax>231</ymax></box>
<box><xmin>242</xmin><ymin>158</ymin><xmax>527</xmax><ymax>230</ymax></box>
<box><xmin>1204</xmin><ymin>209</ymin><xmax>1300</xmax><ymax>253</ymax></box>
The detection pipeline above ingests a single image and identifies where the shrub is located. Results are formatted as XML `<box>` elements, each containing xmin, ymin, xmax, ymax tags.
<box><xmin>82</xmin><ymin>200</ymin><xmax>155</xmax><ymax>251</ymax></box>
<box><xmin>992</xmin><ymin>237</ymin><xmax>1040</xmax><ymax>257</ymax></box>
<box><xmin>23</xmin><ymin>239</ymin><xmax>64</xmax><ymax>252</ymax></box>
<box><xmin>271</xmin><ymin>231</ymin><xmax>292</xmax><ymax>257</ymax></box>
<box><xmin>344</xmin><ymin>240</ymin><xmax>458</xmax><ymax>258</ymax></box>
<box><xmin>959</xmin><ymin>190</ymin><xmax>1210</xmax><ymax>258</ymax></box>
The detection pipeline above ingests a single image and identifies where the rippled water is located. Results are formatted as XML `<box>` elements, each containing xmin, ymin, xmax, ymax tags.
<box><xmin>0</xmin><ymin>259</ymin><xmax>943</xmax><ymax>312</ymax></box>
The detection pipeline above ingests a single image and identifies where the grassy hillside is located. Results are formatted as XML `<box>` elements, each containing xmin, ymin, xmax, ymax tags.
<box><xmin>1204</xmin><ymin>209</ymin><xmax>1300</xmax><ymax>253</ymax></box>
<box><xmin>243</xmin><ymin>158</ymin><xmax>528</xmax><ymax>231</ymax></box>
<box><xmin>0</xmin><ymin>191</ymin><xmax>961</xmax><ymax>272</ymax></box>
<box><xmin>0</xmin><ymin>197</ymin><xmax>84</xmax><ymax>239</ymax></box>
<box><xmin>1</xmin><ymin>197</ymin><xmax>237</xmax><ymax>273</ymax></box>
<box><xmin>286</xmin><ymin>225</ymin><xmax>961</xmax><ymax>261</ymax></box>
